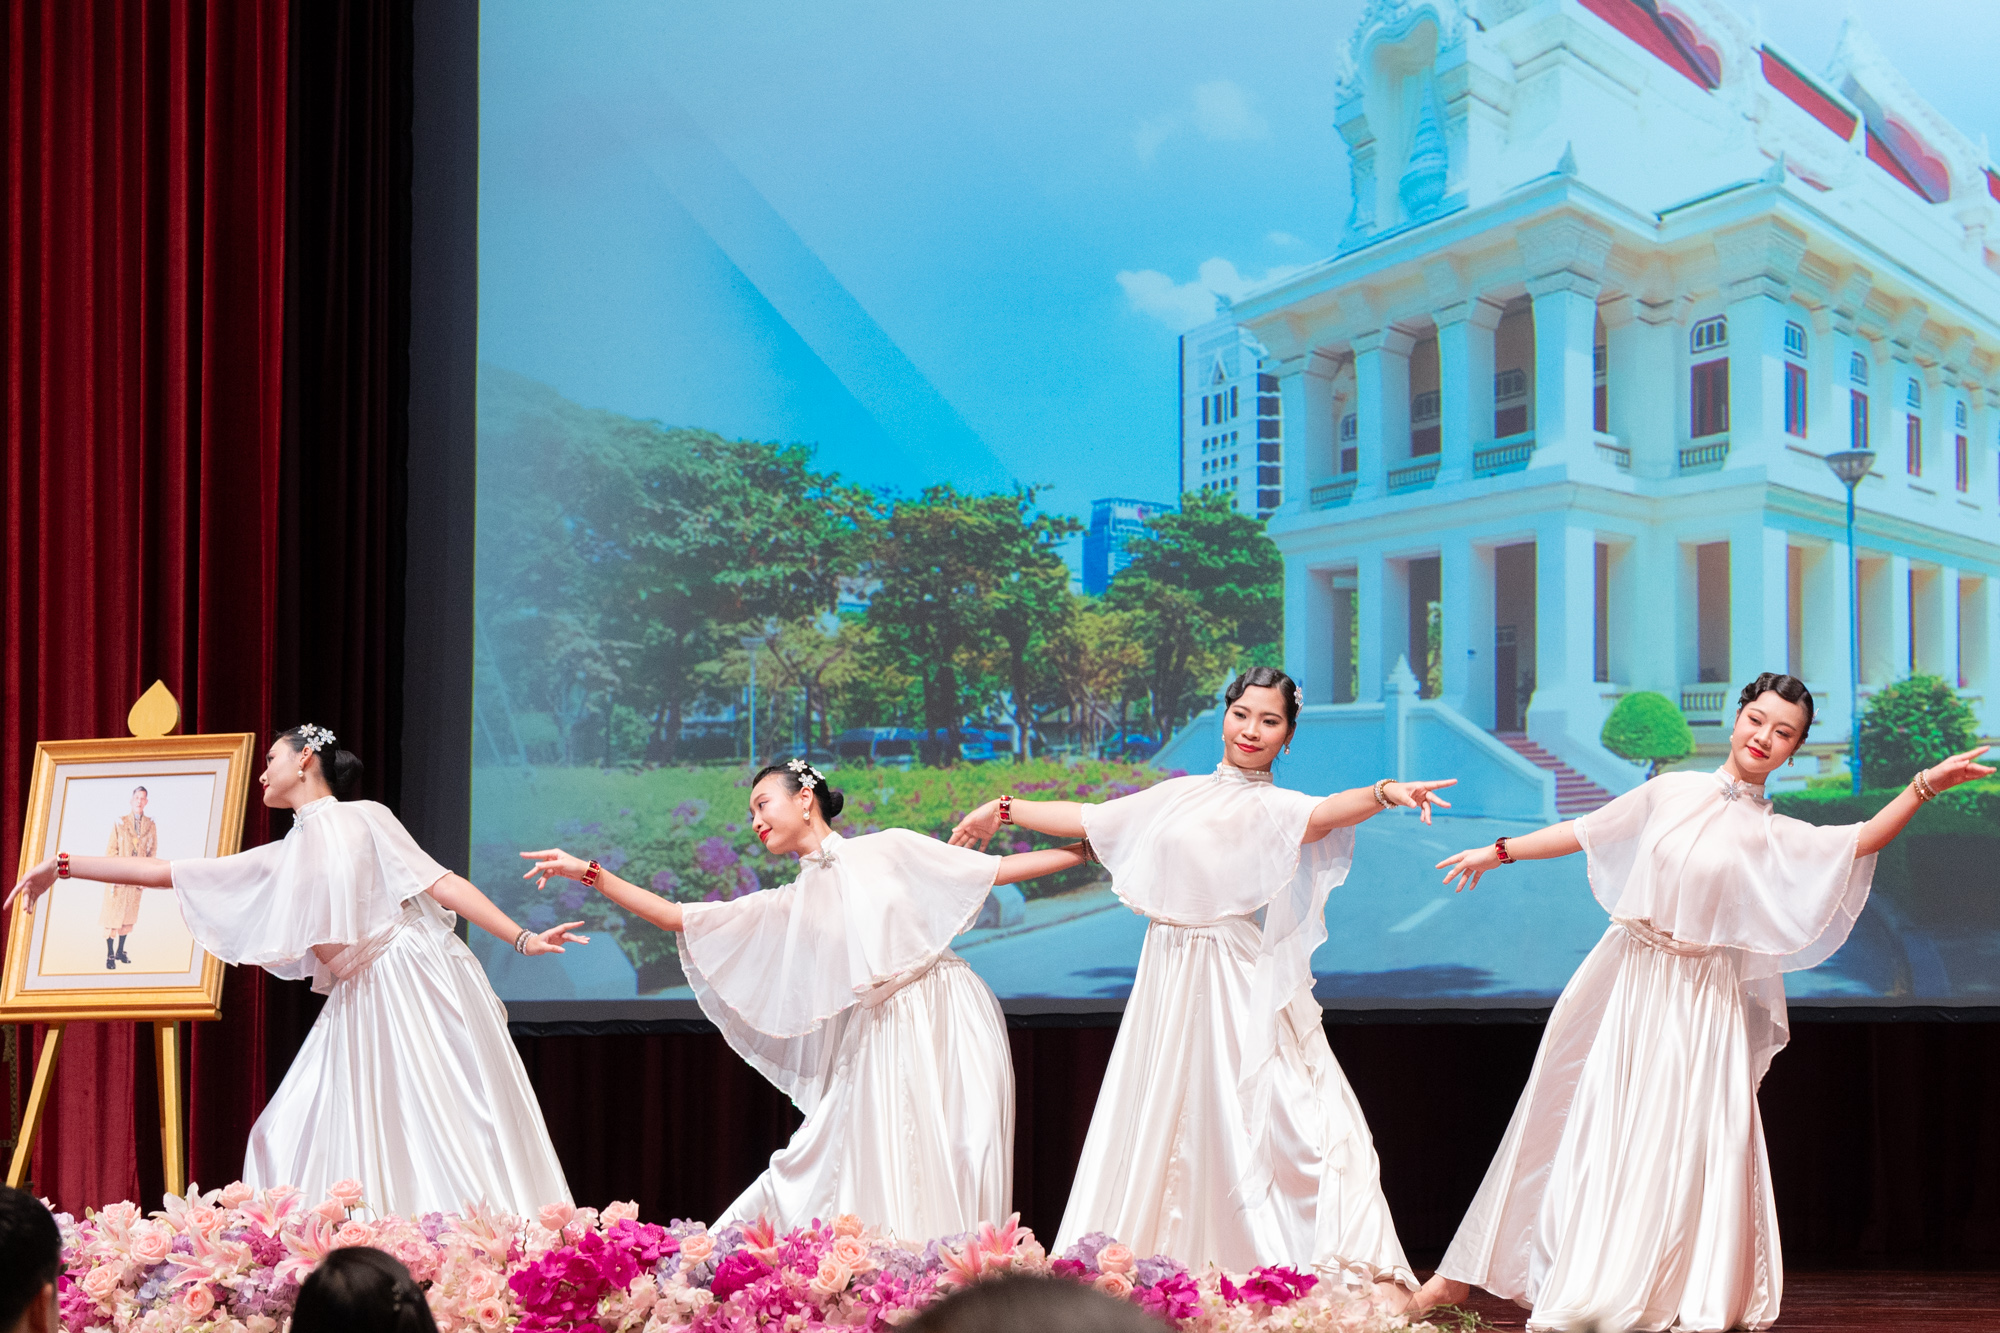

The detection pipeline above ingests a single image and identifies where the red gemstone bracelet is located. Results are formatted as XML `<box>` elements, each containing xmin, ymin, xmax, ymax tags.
<box><xmin>1494</xmin><ymin>836</ymin><xmax>1512</xmax><ymax>864</ymax></box>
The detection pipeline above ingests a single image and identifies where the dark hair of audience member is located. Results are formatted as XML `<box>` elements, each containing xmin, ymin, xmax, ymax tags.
<box><xmin>0</xmin><ymin>1185</ymin><xmax>62</xmax><ymax>1332</ymax></box>
<box><xmin>905</xmin><ymin>1273</ymin><xmax>1167</xmax><ymax>1333</ymax></box>
<box><xmin>291</xmin><ymin>1246</ymin><xmax>438</xmax><ymax>1333</ymax></box>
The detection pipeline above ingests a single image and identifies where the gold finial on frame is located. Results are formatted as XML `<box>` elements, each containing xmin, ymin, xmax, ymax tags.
<box><xmin>126</xmin><ymin>681</ymin><xmax>181</xmax><ymax>738</ymax></box>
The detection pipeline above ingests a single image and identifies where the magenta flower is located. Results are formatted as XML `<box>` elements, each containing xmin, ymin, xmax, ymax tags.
<box><xmin>1135</xmin><ymin>1271</ymin><xmax>1200</xmax><ymax>1321</ymax></box>
<box><xmin>710</xmin><ymin>1250</ymin><xmax>773</xmax><ymax>1302</ymax></box>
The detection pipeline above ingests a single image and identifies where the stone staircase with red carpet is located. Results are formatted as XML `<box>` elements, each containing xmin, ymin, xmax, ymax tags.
<box><xmin>1492</xmin><ymin>732</ymin><xmax>1616</xmax><ymax>816</ymax></box>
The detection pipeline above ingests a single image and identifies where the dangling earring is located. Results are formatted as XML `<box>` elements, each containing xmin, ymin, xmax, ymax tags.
<box><xmin>298</xmin><ymin>768</ymin><xmax>306</xmax><ymax>781</ymax></box>
<box><xmin>1283</xmin><ymin>743</ymin><xmax>1291</xmax><ymax>755</ymax></box>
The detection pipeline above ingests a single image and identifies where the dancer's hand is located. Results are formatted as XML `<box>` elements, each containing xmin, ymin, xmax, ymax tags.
<box><xmin>949</xmin><ymin>801</ymin><xmax>1002</xmax><ymax>850</ymax></box>
<box><xmin>520</xmin><ymin>848</ymin><xmax>592</xmax><ymax>891</ymax></box>
<box><xmin>1923</xmin><ymin>747</ymin><xmax>1994</xmax><ymax>793</ymax></box>
<box><xmin>1384</xmin><ymin>778</ymin><xmax>1456</xmax><ymax>826</ymax></box>
<box><xmin>3</xmin><ymin>857</ymin><xmax>58</xmax><ymax>915</ymax></box>
<box><xmin>1437</xmin><ymin>843</ymin><xmax>1502</xmax><ymax>893</ymax></box>
<box><xmin>522</xmin><ymin>922</ymin><xmax>589</xmax><ymax>956</ymax></box>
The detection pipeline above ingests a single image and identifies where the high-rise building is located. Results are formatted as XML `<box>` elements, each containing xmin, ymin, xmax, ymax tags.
<box><xmin>1181</xmin><ymin>325</ymin><xmax>1283</xmax><ymax>518</ymax></box>
<box><xmin>1083</xmin><ymin>497</ymin><xmax>1171</xmax><ymax>595</ymax></box>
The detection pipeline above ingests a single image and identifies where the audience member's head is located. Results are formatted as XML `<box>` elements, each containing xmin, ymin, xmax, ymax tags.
<box><xmin>291</xmin><ymin>1246</ymin><xmax>438</xmax><ymax>1333</ymax></box>
<box><xmin>0</xmin><ymin>1186</ymin><xmax>62</xmax><ymax>1333</ymax></box>
<box><xmin>906</xmin><ymin>1274</ymin><xmax>1166</xmax><ymax>1333</ymax></box>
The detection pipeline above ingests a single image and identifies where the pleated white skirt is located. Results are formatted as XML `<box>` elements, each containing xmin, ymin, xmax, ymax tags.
<box><xmin>1055</xmin><ymin>917</ymin><xmax>1411</xmax><ymax>1284</ymax></box>
<box><xmin>1439</xmin><ymin>923</ymin><xmax>1780</xmax><ymax>1332</ymax></box>
<box><xmin>244</xmin><ymin>900</ymin><xmax>572</xmax><ymax>1217</ymax></box>
<box><xmin>718</xmin><ymin>952</ymin><xmax>1013</xmax><ymax>1239</ymax></box>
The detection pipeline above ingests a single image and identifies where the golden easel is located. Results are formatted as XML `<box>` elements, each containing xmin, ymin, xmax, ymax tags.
<box><xmin>2</xmin><ymin>685</ymin><xmax>246</xmax><ymax>1196</ymax></box>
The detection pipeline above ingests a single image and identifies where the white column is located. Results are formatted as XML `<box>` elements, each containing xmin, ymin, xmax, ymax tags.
<box><xmin>1526</xmin><ymin>275</ymin><xmax>1601</xmax><ymax>473</ymax></box>
<box><xmin>1725</xmin><ymin>290</ymin><xmax>1788</xmax><ymax>461</ymax></box>
<box><xmin>1351</xmin><ymin>329</ymin><xmax>1414</xmax><ymax>499</ymax></box>
<box><xmin>1619</xmin><ymin>301</ymin><xmax>1678</xmax><ymax>478</ymax></box>
<box><xmin>1455</xmin><ymin>542</ymin><xmax>1498</xmax><ymax>726</ymax></box>
<box><xmin>1802</xmin><ymin>538</ymin><xmax>1857</xmax><ymax>745</ymax></box>
<box><xmin>1527</xmin><ymin>519</ymin><xmax>1598</xmax><ymax>738</ymax></box>
<box><xmin>1604</xmin><ymin>538</ymin><xmax>1635</xmax><ymax>684</ymax></box>
<box><xmin>1627</xmin><ymin>528</ymin><xmax>1682</xmax><ymax>695</ymax></box>
<box><xmin>1356</xmin><ymin>553</ymin><xmax>1385</xmax><ymax>703</ymax></box>
<box><xmin>1380</xmin><ymin>556</ymin><xmax>1413</xmax><ymax>685</ymax></box>
<box><xmin>1279</xmin><ymin>350</ymin><xmax>1339</xmax><ymax>497</ymax></box>
<box><xmin>1287</xmin><ymin>562</ymin><xmax>1334</xmax><ymax>704</ymax></box>
<box><xmin>1436</xmin><ymin>298</ymin><xmax>1499</xmax><ymax>483</ymax></box>
<box><xmin>1961</xmin><ymin>575</ymin><xmax>1997</xmax><ymax>730</ymax></box>
<box><xmin>1939</xmin><ymin>566</ymin><xmax>1961</xmax><ymax>687</ymax></box>
<box><xmin>1888</xmin><ymin>554</ymin><xmax>1913</xmax><ymax>679</ymax></box>
<box><xmin>1731</xmin><ymin>523</ymin><xmax>1790</xmax><ymax>685</ymax></box>
<box><xmin>1439</xmin><ymin>539</ymin><xmax>1473</xmax><ymax>716</ymax></box>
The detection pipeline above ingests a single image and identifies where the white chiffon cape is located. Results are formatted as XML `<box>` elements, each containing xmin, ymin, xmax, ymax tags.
<box><xmin>680</xmin><ymin>828</ymin><xmax>1012</xmax><ymax>1236</ymax></box>
<box><xmin>1439</xmin><ymin>771</ymin><xmax>1876</xmax><ymax>1331</ymax></box>
<box><xmin>170</xmin><ymin>797</ymin><xmax>571</xmax><ymax>1216</ymax></box>
<box><xmin>1058</xmin><ymin>764</ymin><xmax>1410</xmax><ymax>1285</ymax></box>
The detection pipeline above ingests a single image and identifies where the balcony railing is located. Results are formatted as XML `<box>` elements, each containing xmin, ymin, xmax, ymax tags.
<box><xmin>1387</xmin><ymin>459</ymin><xmax>1441</xmax><ymax>493</ymax></box>
<box><xmin>1594</xmin><ymin>432</ymin><xmax>1630</xmax><ymax>470</ymax></box>
<box><xmin>1311</xmin><ymin>476</ymin><xmax>1359</xmax><ymax>509</ymax></box>
<box><xmin>1681</xmin><ymin>684</ymin><xmax>1730</xmax><ymax>723</ymax></box>
<box><xmin>1679</xmin><ymin>437</ymin><xmax>1730</xmax><ymax>473</ymax></box>
<box><xmin>1473</xmin><ymin>432</ymin><xmax>1536</xmax><ymax>477</ymax></box>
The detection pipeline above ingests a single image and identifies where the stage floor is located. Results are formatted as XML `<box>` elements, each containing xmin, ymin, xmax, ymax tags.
<box><xmin>1446</xmin><ymin>1271</ymin><xmax>2000</xmax><ymax>1329</ymax></box>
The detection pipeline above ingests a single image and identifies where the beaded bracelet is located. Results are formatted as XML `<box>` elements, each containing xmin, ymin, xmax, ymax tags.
<box><xmin>513</xmin><ymin>929</ymin><xmax>532</xmax><ymax>955</ymax></box>
<box><xmin>56</xmin><ymin>852</ymin><xmax>71</xmax><ymax>879</ymax></box>
<box><xmin>582</xmin><ymin>860</ymin><xmax>601</xmax><ymax>888</ymax></box>
<box><xmin>1911</xmin><ymin>768</ymin><xmax>1939</xmax><ymax>803</ymax></box>
<box><xmin>1494</xmin><ymin>836</ymin><xmax>1513</xmax><ymax>864</ymax></box>
<box><xmin>1372</xmin><ymin>778</ymin><xmax>1393</xmax><ymax>808</ymax></box>
<box><xmin>998</xmin><ymin>794</ymin><xmax>1014</xmax><ymax>825</ymax></box>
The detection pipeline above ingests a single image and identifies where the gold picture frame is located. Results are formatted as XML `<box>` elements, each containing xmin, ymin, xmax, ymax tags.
<box><xmin>2</xmin><ymin>731</ymin><xmax>257</xmax><ymax>1024</ymax></box>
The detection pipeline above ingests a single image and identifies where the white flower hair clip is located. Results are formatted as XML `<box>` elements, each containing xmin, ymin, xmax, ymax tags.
<box><xmin>786</xmin><ymin>757</ymin><xmax>822</xmax><ymax>792</ymax></box>
<box><xmin>298</xmin><ymin>724</ymin><xmax>337</xmax><ymax>754</ymax></box>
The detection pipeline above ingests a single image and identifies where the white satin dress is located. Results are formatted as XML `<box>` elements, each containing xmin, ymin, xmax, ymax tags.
<box><xmin>172</xmin><ymin>797</ymin><xmax>571</xmax><ymax>1216</ymax></box>
<box><xmin>1437</xmin><ymin>770</ymin><xmax>1876</xmax><ymax>1332</ymax></box>
<box><xmin>1054</xmin><ymin>763</ymin><xmax>1412</xmax><ymax>1287</ymax></box>
<box><xmin>680</xmin><ymin>828</ymin><xmax>1011</xmax><ymax>1239</ymax></box>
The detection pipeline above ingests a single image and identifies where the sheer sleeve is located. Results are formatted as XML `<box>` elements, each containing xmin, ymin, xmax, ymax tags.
<box><xmin>171</xmin><ymin>800</ymin><xmax>449</xmax><ymax>990</ymax></box>
<box><xmin>1572</xmin><ymin>776</ymin><xmax>1665</xmax><ymax>918</ymax></box>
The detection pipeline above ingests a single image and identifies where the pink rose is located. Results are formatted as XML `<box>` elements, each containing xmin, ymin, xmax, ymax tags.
<box><xmin>602</xmin><ymin>1200</ymin><xmax>640</xmax><ymax>1225</ymax></box>
<box><xmin>395</xmin><ymin>1239</ymin><xmax>440</xmax><ymax>1284</ymax></box>
<box><xmin>130</xmin><ymin>1223</ymin><xmax>173</xmax><ymax>1266</ymax></box>
<box><xmin>832</xmin><ymin>1214</ymin><xmax>865</xmax><ymax>1238</ymax></box>
<box><xmin>327</xmin><ymin>1179</ymin><xmax>366</xmax><ymax>1210</ymax></box>
<box><xmin>182</xmin><ymin>1284</ymin><xmax>217</xmax><ymax>1318</ymax></box>
<box><xmin>1094</xmin><ymin>1272</ymin><xmax>1134</xmax><ymax>1300</ymax></box>
<box><xmin>1096</xmin><ymin>1243</ymin><xmax>1135</xmax><ymax>1276</ymax></box>
<box><xmin>334</xmin><ymin>1222</ymin><xmax>374</xmax><ymax>1249</ymax></box>
<box><xmin>679</xmin><ymin>1233</ymin><xmax>715</xmax><ymax>1264</ymax></box>
<box><xmin>219</xmin><ymin>1181</ymin><xmax>254</xmax><ymax>1209</ymax></box>
<box><xmin>312</xmin><ymin>1199</ymin><xmax>348</xmax><ymax>1224</ymax></box>
<box><xmin>81</xmin><ymin>1266</ymin><xmax>120</xmax><ymax>1304</ymax></box>
<box><xmin>101</xmin><ymin>1201</ymin><xmax>141</xmax><ymax>1229</ymax></box>
<box><xmin>471</xmin><ymin>1297</ymin><xmax>508</xmax><ymax>1330</ymax></box>
<box><xmin>808</xmin><ymin>1256</ymin><xmax>852</xmax><ymax>1300</ymax></box>
<box><xmin>537</xmin><ymin>1202</ymin><xmax>575</xmax><ymax>1232</ymax></box>
<box><xmin>831</xmin><ymin>1236</ymin><xmax>872</xmax><ymax>1272</ymax></box>
<box><xmin>464</xmin><ymin>1269</ymin><xmax>501</xmax><ymax>1301</ymax></box>
<box><xmin>184</xmin><ymin>1205</ymin><xmax>222</xmax><ymax>1235</ymax></box>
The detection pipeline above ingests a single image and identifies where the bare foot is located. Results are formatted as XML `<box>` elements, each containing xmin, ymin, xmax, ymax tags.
<box><xmin>1370</xmin><ymin>1277</ymin><xmax>1413</xmax><ymax>1316</ymax></box>
<box><xmin>1409</xmin><ymin>1274</ymin><xmax>1471</xmax><ymax>1316</ymax></box>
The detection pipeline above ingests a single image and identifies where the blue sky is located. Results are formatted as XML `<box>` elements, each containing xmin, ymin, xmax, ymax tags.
<box><xmin>478</xmin><ymin>0</ymin><xmax>2000</xmax><ymax>530</ymax></box>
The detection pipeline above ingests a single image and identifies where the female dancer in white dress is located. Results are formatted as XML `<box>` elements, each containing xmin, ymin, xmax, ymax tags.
<box><xmin>521</xmin><ymin>758</ymin><xmax>1087</xmax><ymax>1239</ymax></box>
<box><xmin>950</xmin><ymin>668</ymin><xmax>1456</xmax><ymax>1301</ymax></box>
<box><xmin>1412</xmin><ymin>673</ymin><xmax>1992</xmax><ymax>1330</ymax></box>
<box><xmin>8</xmin><ymin>725</ymin><xmax>583</xmax><ymax>1217</ymax></box>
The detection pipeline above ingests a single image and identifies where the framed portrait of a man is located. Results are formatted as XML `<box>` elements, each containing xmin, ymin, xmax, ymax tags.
<box><xmin>1</xmin><ymin>732</ymin><xmax>256</xmax><ymax>1022</ymax></box>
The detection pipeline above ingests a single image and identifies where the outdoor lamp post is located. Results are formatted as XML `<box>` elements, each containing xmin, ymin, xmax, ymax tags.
<box><xmin>1824</xmin><ymin>449</ymin><xmax>1876</xmax><ymax>795</ymax></box>
<box><xmin>740</xmin><ymin>633</ymin><xmax>765</xmax><ymax>766</ymax></box>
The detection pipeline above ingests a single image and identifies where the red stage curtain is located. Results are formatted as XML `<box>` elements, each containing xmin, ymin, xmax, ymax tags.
<box><xmin>3</xmin><ymin>0</ymin><xmax>288</xmax><ymax>1212</ymax></box>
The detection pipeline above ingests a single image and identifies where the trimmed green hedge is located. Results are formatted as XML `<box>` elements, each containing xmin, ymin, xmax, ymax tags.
<box><xmin>1776</xmin><ymin>779</ymin><xmax>2000</xmax><ymax>935</ymax></box>
<box><xmin>1774</xmin><ymin>777</ymin><xmax>2000</xmax><ymax>837</ymax></box>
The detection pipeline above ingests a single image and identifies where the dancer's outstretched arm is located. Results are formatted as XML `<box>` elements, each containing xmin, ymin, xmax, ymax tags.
<box><xmin>1855</xmin><ymin>747</ymin><xmax>1992</xmax><ymax>856</ymax></box>
<box><xmin>7</xmin><ymin>854</ymin><xmax>174</xmax><ymax>913</ymax></box>
<box><xmin>1436</xmin><ymin>821</ymin><xmax>1582</xmax><ymax>894</ymax></box>
<box><xmin>994</xmin><ymin>843</ymin><xmax>1091</xmax><ymax>885</ymax></box>
<box><xmin>522</xmin><ymin>848</ymin><xmax>684</xmax><ymax>932</ymax></box>
<box><xmin>951</xmin><ymin>797</ymin><xmax>1085</xmax><ymax>848</ymax></box>
<box><xmin>1303</xmin><ymin>778</ymin><xmax>1457</xmax><ymax>841</ymax></box>
<box><xmin>430</xmin><ymin>872</ymin><xmax>587</xmax><ymax>955</ymax></box>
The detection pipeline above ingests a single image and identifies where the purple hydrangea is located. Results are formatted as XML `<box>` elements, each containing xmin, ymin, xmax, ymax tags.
<box><xmin>598</xmin><ymin>848</ymin><xmax>630</xmax><ymax>873</ymax></box>
<box><xmin>694</xmin><ymin>837</ymin><xmax>739</xmax><ymax>874</ymax></box>
<box><xmin>1058</xmin><ymin>1232</ymin><xmax>1117</xmax><ymax>1270</ymax></box>
<box><xmin>1134</xmin><ymin>1255</ymin><xmax>1186</xmax><ymax>1288</ymax></box>
<box><xmin>651</xmin><ymin>869</ymin><xmax>680</xmax><ymax>894</ymax></box>
<box><xmin>735</xmin><ymin>865</ymin><xmax>760</xmax><ymax>896</ymax></box>
<box><xmin>672</xmin><ymin>801</ymin><xmax>707</xmax><ymax>825</ymax></box>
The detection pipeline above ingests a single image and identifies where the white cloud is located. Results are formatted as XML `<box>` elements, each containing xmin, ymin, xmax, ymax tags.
<box><xmin>1266</xmin><ymin>230</ymin><xmax>1304</xmax><ymax>248</ymax></box>
<box><xmin>1133</xmin><ymin>79</ymin><xmax>1269</xmax><ymax>163</ymax></box>
<box><xmin>1115</xmin><ymin>257</ymin><xmax>1306</xmax><ymax>332</ymax></box>
<box><xmin>1191</xmin><ymin>81</ymin><xmax>1268</xmax><ymax>143</ymax></box>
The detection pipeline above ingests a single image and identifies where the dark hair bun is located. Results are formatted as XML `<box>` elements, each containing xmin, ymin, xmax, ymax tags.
<box><xmin>751</xmin><ymin>759</ymin><xmax>844</xmax><ymax>824</ymax></box>
<box><xmin>821</xmin><ymin>786</ymin><xmax>846</xmax><ymax>820</ymax></box>
<box><xmin>322</xmin><ymin>748</ymin><xmax>364</xmax><ymax>799</ymax></box>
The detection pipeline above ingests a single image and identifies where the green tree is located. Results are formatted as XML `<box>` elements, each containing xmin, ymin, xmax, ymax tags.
<box><xmin>1601</xmin><ymin>691</ymin><xmax>1695</xmax><ymax>777</ymax></box>
<box><xmin>864</xmin><ymin>486</ymin><xmax>1018</xmax><ymax>764</ymax></box>
<box><xmin>1043</xmin><ymin>598</ymin><xmax>1146</xmax><ymax>755</ymax></box>
<box><xmin>983</xmin><ymin>491</ymin><xmax>1082</xmax><ymax>762</ymax></box>
<box><xmin>1107</xmin><ymin>491</ymin><xmax>1284</xmax><ymax>733</ymax></box>
<box><xmin>1858</xmin><ymin>674</ymin><xmax>1980</xmax><ymax>786</ymax></box>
